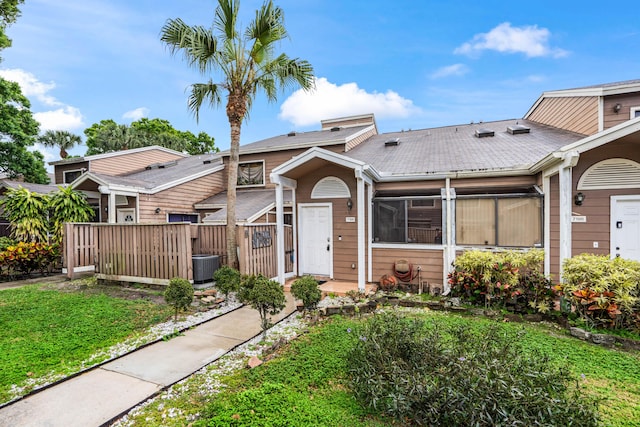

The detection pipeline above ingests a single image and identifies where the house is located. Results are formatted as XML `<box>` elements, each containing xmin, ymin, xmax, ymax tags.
<box><xmin>52</xmin><ymin>80</ymin><xmax>640</xmax><ymax>293</ymax></box>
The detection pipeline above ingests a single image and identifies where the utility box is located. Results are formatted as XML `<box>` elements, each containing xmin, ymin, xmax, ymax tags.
<box><xmin>192</xmin><ymin>254</ymin><xmax>219</xmax><ymax>285</ymax></box>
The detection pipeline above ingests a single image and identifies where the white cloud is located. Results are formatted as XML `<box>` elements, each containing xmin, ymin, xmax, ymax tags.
<box><xmin>431</xmin><ymin>64</ymin><xmax>469</xmax><ymax>79</ymax></box>
<box><xmin>454</xmin><ymin>22</ymin><xmax>568</xmax><ymax>58</ymax></box>
<box><xmin>34</xmin><ymin>106</ymin><xmax>85</xmax><ymax>131</ymax></box>
<box><xmin>0</xmin><ymin>68</ymin><xmax>85</xmax><ymax>132</ymax></box>
<box><xmin>0</xmin><ymin>68</ymin><xmax>60</xmax><ymax>106</ymax></box>
<box><xmin>279</xmin><ymin>77</ymin><xmax>419</xmax><ymax>127</ymax></box>
<box><xmin>122</xmin><ymin>107</ymin><xmax>150</xmax><ymax>121</ymax></box>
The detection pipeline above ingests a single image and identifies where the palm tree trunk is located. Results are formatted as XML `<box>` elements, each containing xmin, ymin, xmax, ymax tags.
<box><xmin>226</xmin><ymin>117</ymin><xmax>241</xmax><ymax>268</ymax></box>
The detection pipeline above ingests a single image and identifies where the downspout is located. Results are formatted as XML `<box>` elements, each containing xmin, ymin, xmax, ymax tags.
<box><xmin>444</xmin><ymin>177</ymin><xmax>452</xmax><ymax>293</ymax></box>
<box><xmin>274</xmin><ymin>181</ymin><xmax>285</xmax><ymax>285</ymax></box>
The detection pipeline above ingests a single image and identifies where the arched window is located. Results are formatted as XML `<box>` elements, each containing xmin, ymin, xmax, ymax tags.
<box><xmin>578</xmin><ymin>158</ymin><xmax>640</xmax><ymax>190</ymax></box>
<box><xmin>311</xmin><ymin>176</ymin><xmax>351</xmax><ymax>199</ymax></box>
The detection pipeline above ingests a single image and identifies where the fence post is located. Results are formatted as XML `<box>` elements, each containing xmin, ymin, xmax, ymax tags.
<box><xmin>64</xmin><ymin>222</ymin><xmax>75</xmax><ymax>280</ymax></box>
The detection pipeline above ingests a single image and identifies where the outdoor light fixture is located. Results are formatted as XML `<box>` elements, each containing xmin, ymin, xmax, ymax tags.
<box><xmin>574</xmin><ymin>192</ymin><xmax>585</xmax><ymax>206</ymax></box>
<box><xmin>155</xmin><ymin>207</ymin><xmax>161</xmax><ymax>214</ymax></box>
<box><xmin>347</xmin><ymin>198</ymin><xmax>353</xmax><ymax>212</ymax></box>
<box><xmin>614</xmin><ymin>103</ymin><xmax>622</xmax><ymax>113</ymax></box>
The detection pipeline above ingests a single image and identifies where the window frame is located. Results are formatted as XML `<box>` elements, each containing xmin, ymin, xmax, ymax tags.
<box><xmin>630</xmin><ymin>106</ymin><xmax>640</xmax><ymax>119</ymax></box>
<box><xmin>372</xmin><ymin>195</ymin><xmax>444</xmax><ymax>245</ymax></box>
<box><xmin>63</xmin><ymin>169</ymin><xmax>83</xmax><ymax>184</ymax></box>
<box><xmin>237</xmin><ymin>160</ymin><xmax>265</xmax><ymax>188</ymax></box>
<box><xmin>167</xmin><ymin>213</ymin><xmax>200</xmax><ymax>223</ymax></box>
<box><xmin>455</xmin><ymin>192</ymin><xmax>543</xmax><ymax>248</ymax></box>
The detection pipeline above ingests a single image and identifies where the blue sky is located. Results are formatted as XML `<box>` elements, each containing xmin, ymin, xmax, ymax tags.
<box><xmin>1</xmin><ymin>0</ymin><xmax>639</xmax><ymax>167</ymax></box>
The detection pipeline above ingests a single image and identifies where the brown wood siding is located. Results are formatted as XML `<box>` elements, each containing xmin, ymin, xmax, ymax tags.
<box><xmin>321</xmin><ymin>116</ymin><xmax>375</xmax><ymax>129</ymax></box>
<box><xmin>372</xmin><ymin>248</ymin><xmax>443</xmax><ymax>286</ymax></box>
<box><xmin>54</xmin><ymin>161</ymin><xmax>89</xmax><ymax>184</ymax></box>
<box><xmin>90</xmin><ymin>150</ymin><xmax>184</xmax><ymax>176</ymax></box>
<box><xmin>570</xmin><ymin>137</ymin><xmax>640</xmax><ymax>260</ymax></box>
<box><xmin>345</xmin><ymin>126</ymin><xmax>377</xmax><ymax>151</ymax></box>
<box><xmin>527</xmin><ymin>96</ymin><xmax>598</xmax><ymax>135</ymax></box>
<box><xmin>138</xmin><ymin>173</ymin><xmax>225</xmax><ymax>223</ymax></box>
<box><xmin>296</xmin><ymin>164</ymin><xmax>360</xmax><ymax>281</ymax></box>
<box><xmin>603</xmin><ymin>92</ymin><xmax>640</xmax><ymax>129</ymax></box>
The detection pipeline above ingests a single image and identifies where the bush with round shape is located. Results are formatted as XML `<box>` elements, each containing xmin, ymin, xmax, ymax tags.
<box><xmin>213</xmin><ymin>265</ymin><xmax>241</xmax><ymax>298</ymax></box>
<box><xmin>164</xmin><ymin>277</ymin><xmax>194</xmax><ymax>321</ymax></box>
<box><xmin>290</xmin><ymin>275</ymin><xmax>321</xmax><ymax>310</ymax></box>
<box><xmin>238</xmin><ymin>274</ymin><xmax>286</xmax><ymax>336</ymax></box>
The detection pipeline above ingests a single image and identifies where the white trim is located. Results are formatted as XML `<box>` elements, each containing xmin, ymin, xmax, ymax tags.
<box><xmin>311</xmin><ymin>176</ymin><xmax>351</xmax><ymax>199</ymax></box>
<box><xmin>63</xmin><ymin>168</ymin><xmax>84</xmax><ymax>184</ymax></box>
<box><xmin>372</xmin><ymin>243</ymin><xmax>444</xmax><ymax>250</ymax></box>
<box><xmin>237</xmin><ymin>160</ymin><xmax>266</xmax><ymax>188</ymax></box>
<box><xmin>598</xmin><ymin>96</ymin><xmax>604</xmax><ymax>132</ymax></box>
<box><xmin>543</xmin><ymin>173</ymin><xmax>552</xmax><ymax>276</ymax></box>
<box><xmin>50</xmin><ymin>145</ymin><xmax>187</xmax><ymax>166</ymax></box>
<box><xmin>631</xmin><ymin>106</ymin><xmax>640</xmax><ymax>120</ymax></box>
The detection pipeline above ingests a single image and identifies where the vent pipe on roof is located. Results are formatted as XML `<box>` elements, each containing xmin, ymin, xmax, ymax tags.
<box><xmin>330</xmin><ymin>126</ymin><xmax>340</xmax><ymax>132</ymax></box>
<box><xmin>475</xmin><ymin>129</ymin><xmax>494</xmax><ymax>138</ymax></box>
<box><xmin>384</xmin><ymin>138</ymin><xmax>400</xmax><ymax>146</ymax></box>
<box><xmin>287</xmin><ymin>131</ymin><xmax>296</xmax><ymax>137</ymax></box>
<box><xmin>507</xmin><ymin>125</ymin><xmax>531</xmax><ymax>135</ymax></box>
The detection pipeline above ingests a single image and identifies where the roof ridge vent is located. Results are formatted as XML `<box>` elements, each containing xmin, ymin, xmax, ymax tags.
<box><xmin>384</xmin><ymin>137</ymin><xmax>400</xmax><ymax>147</ymax></box>
<box><xmin>475</xmin><ymin>128</ymin><xmax>495</xmax><ymax>138</ymax></box>
<box><xmin>507</xmin><ymin>124</ymin><xmax>531</xmax><ymax>135</ymax></box>
<box><xmin>330</xmin><ymin>126</ymin><xmax>341</xmax><ymax>132</ymax></box>
<box><xmin>287</xmin><ymin>131</ymin><xmax>296</xmax><ymax>137</ymax></box>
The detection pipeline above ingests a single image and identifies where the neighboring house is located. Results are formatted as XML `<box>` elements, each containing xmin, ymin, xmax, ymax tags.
<box><xmin>51</xmin><ymin>81</ymin><xmax>640</xmax><ymax>293</ymax></box>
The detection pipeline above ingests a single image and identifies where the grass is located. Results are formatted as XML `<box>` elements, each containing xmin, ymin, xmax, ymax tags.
<box><xmin>119</xmin><ymin>309</ymin><xmax>640</xmax><ymax>427</ymax></box>
<box><xmin>0</xmin><ymin>282</ymin><xmax>173</xmax><ymax>403</ymax></box>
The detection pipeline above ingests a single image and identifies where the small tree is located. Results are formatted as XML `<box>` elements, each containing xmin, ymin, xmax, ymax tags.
<box><xmin>164</xmin><ymin>277</ymin><xmax>194</xmax><ymax>321</ymax></box>
<box><xmin>213</xmin><ymin>265</ymin><xmax>241</xmax><ymax>298</ymax></box>
<box><xmin>48</xmin><ymin>186</ymin><xmax>95</xmax><ymax>243</ymax></box>
<box><xmin>0</xmin><ymin>186</ymin><xmax>49</xmax><ymax>242</ymax></box>
<box><xmin>238</xmin><ymin>274</ymin><xmax>286</xmax><ymax>336</ymax></box>
<box><xmin>290</xmin><ymin>275</ymin><xmax>322</xmax><ymax>311</ymax></box>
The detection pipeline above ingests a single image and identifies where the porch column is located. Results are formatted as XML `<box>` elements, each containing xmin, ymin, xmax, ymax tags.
<box><xmin>542</xmin><ymin>172</ymin><xmax>552</xmax><ymax>277</ymax></box>
<box><xmin>356</xmin><ymin>175</ymin><xmax>365</xmax><ymax>292</ymax></box>
<box><xmin>275</xmin><ymin>182</ymin><xmax>285</xmax><ymax>285</ymax></box>
<box><xmin>559</xmin><ymin>151</ymin><xmax>579</xmax><ymax>282</ymax></box>
<box><xmin>108</xmin><ymin>192</ymin><xmax>116</xmax><ymax>223</ymax></box>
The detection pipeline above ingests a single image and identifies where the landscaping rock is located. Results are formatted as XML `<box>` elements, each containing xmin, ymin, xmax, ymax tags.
<box><xmin>247</xmin><ymin>356</ymin><xmax>263</xmax><ymax>369</ymax></box>
<box><xmin>590</xmin><ymin>334</ymin><xmax>616</xmax><ymax>346</ymax></box>
<box><xmin>502</xmin><ymin>313</ymin><xmax>523</xmax><ymax>323</ymax></box>
<box><xmin>448</xmin><ymin>306</ymin><xmax>468</xmax><ymax>313</ymax></box>
<box><xmin>470</xmin><ymin>308</ymin><xmax>485</xmax><ymax>316</ymax></box>
<box><xmin>341</xmin><ymin>305</ymin><xmax>355</xmax><ymax>315</ymax></box>
<box><xmin>325</xmin><ymin>306</ymin><xmax>341</xmax><ymax>316</ymax></box>
<box><xmin>449</xmin><ymin>297</ymin><xmax>461</xmax><ymax>307</ymax></box>
<box><xmin>427</xmin><ymin>301</ymin><xmax>444</xmax><ymax>310</ymax></box>
<box><xmin>523</xmin><ymin>314</ymin><xmax>543</xmax><ymax>322</ymax></box>
<box><xmin>569</xmin><ymin>327</ymin><xmax>591</xmax><ymax>341</ymax></box>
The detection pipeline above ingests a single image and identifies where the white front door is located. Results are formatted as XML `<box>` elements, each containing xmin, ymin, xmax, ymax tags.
<box><xmin>611</xmin><ymin>197</ymin><xmax>640</xmax><ymax>261</ymax></box>
<box><xmin>117</xmin><ymin>208</ymin><xmax>136</xmax><ymax>223</ymax></box>
<box><xmin>299</xmin><ymin>204</ymin><xmax>332</xmax><ymax>277</ymax></box>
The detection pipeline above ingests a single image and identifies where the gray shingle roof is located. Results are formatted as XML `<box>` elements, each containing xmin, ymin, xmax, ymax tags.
<box><xmin>0</xmin><ymin>179</ymin><xmax>59</xmax><ymax>194</ymax></box>
<box><xmin>346</xmin><ymin>119</ymin><xmax>584</xmax><ymax>176</ymax></box>
<box><xmin>89</xmin><ymin>154</ymin><xmax>222</xmax><ymax>190</ymax></box>
<box><xmin>199</xmin><ymin>189</ymin><xmax>292</xmax><ymax>222</ymax></box>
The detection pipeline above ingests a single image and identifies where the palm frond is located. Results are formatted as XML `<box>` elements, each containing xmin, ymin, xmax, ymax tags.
<box><xmin>188</xmin><ymin>82</ymin><xmax>222</xmax><ymax>122</ymax></box>
<box><xmin>161</xmin><ymin>18</ymin><xmax>218</xmax><ymax>73</ymax></box>
<box><xmin>214</xmin><ymin>0</ymin><xmax>239</xmax><ymax>40</ymax></box>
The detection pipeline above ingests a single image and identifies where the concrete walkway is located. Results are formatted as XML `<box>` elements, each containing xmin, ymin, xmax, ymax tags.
<box><xmin>0</xmin><ymin>293</ymin><xmax>296</xmax><ymax>427</ymax></box>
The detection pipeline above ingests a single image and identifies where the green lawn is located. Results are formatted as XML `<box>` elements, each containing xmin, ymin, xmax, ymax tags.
<box><xmin>121</xmin><ymin>311</ymin><xmax>640</xmax><ymax>427</ymax></box>
<box><xmin>0</xmin><ymin>282</ymin><xmax>173</xmax><ymax>403</ymax></box>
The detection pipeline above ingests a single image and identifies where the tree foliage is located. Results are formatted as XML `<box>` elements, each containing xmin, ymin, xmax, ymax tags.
<box><xmin>83</xmin><ymin>117</ymin><xmax>217</xmax><ymax>155</ymax></box>
<box><xmin>290</xmin><ymin>275</ymin><xmax>321</xmax><ymax>310</ymax></box>
<box><xmin>0</xmin><ymin>186</ymin><xmax>94</xmax><ymax>243</ymax></box>
<box><xmin>0</xmin><ymin>0</ymin><xmax>23</xmax><ymax>54</ymax></box>
<box><xmin>37</xmin><ymin>130</ymin><xmax>82</xmax><ymax>159</ymax></box>
<box><xmin>161</xmin><ymin>0</ymin><xmax>314</xmax><ymax>267</ymax></box>
<box><xmin>238</xmin><ymin>274</ymin><xmax>286</xmax><ymax>335</ymax></box>
<box><xmin>0</xmin><ymin>78</ymin><xmax>48</xmax><ymax>183</ymax></box>
<box><xmin>164</xmin><ymin>277</ymin><xmax>194</xmax><ymax>321</ymax></box>
<box><xmin>213</xmin><ymin>264</ymin><xmax>241</xmax><ymax>298</ymax></box>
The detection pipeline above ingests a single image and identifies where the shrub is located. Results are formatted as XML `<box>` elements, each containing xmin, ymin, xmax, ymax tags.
<box><xmin>561</xmin><ymin>254</ymin><xmax>640</xmax><ymax>330</ymax></box>
<box><xmin>0</xmin><ymin>241</ymin><xmax>59</xmax><ymax>278</ymax></box>
<box><xmin>164</xmin><ymin>277</ymin><xmax>194</xmax><ymax>321</ymax></box>
<box><xmin>238</xmin><ymin>274</ymin><xmax>286</xmax><ymax>335</ymax></box>
<box><xmin>290</xmin><ymin>275</ymin><xmax>321</xmax><ymax>310</ymax></box>
<box><xmin>0</xmin><ymin>237</ymin><xmax>15</xmax><ymax>251</ymax></box>
<box><xmin>348</xmin><ymin>312</ymin><xmax>599</xmax><ymax>426</ymax></box>
<box><xmin>448</xmin><ymin>249</ymin><xmax>555</xmax><ymax>313</ymax></box>
<box><xmin>213</xmin><ymin>265</ymin><xmax>241</xmax><ymax>298</ymax></box>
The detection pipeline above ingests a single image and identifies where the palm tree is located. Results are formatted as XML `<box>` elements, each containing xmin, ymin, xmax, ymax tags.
<box><xmin>161</xmin><ymin>0</ymin><xmax>314</xmax><ymax>267</ymax></box>
<box><xmin>37</xmin><ymin>130</ymin><xmax>82</xmax><ymax>159</ymax></box>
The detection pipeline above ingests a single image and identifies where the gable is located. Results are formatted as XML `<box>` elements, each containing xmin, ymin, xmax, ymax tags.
<box><xmin>90</xmin><ymin>149</ymin><xmax>185</xmax><ymax>176</ymax></box>
<box><xmin>526</xmin><ymin>96</ymin><xmax>598</xmax><ymax>135</ymax></box>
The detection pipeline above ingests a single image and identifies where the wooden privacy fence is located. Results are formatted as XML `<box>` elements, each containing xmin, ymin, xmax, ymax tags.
<box><xmin>63</xmin><ymin>222</ymin><xmax>293</xmax><ymax>285</ymax></box>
